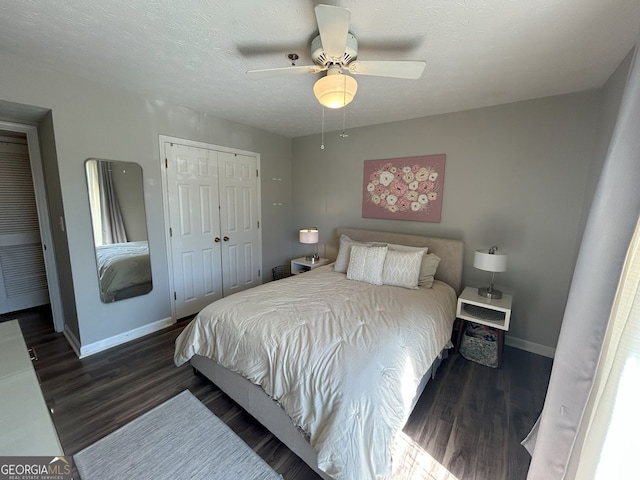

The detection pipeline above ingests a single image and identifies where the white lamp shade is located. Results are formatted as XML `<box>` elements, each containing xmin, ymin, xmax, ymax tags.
<box><xmin>474</xmin><ymin>249</ymin><xmax>508</xmax><ymax>272</ymax></box>
<box><xmin>313</xmin><ymin>73</ymin><xmax>358</xmax><ymax>109</ymax></box>
<box><xmin>299</xmin><ymin>228</ymin><xmax>319</xmax><ymax>244</ymax></box>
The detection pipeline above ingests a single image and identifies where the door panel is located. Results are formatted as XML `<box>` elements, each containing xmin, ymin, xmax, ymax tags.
<box><xmin>200</xmin><ymin>186</ymin><xmax>214</xmax><ymax>234</ymax></box>
<box><xmin>180</xmin><ymin>251</ymin><xmax>195</xmax><ymax>301</ymax></box>
<box><xmin>0</xmin><ymin>142</ymin><xmax>49</xmax><ymax>314</ymax></box>
<box><xmin>218</xmin><ymin>151</ymin><xmax>260</xmax><ymax>297</ymax></box>
<box><xmin>224</xmin><ymin>185</ymin><xmax>237</xmax><ymax>232</ymax></box>
<box><xmin>166</xmin><ymin>143</ymin><xmax>223</xmax><ymax>319</ymax></box>
<box><xmin>227</xmin><ymin>244</ymin><xmax>239</xmax><ymax>289</ymax></box>
<box><xmin>242</xmin><ymin>242</ymin><xmax>254</xmax><ymax>283</ymax></box>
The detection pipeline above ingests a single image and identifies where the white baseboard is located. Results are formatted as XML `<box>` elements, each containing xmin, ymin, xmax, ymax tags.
<box><xmin>505</xmin><ymin>335</ymin><xmax>556</xmax><ymax>358</ymax></box>
<box><xmin>63</xmin><ymin>325</ymin><xmax>82</xmax><ymax>358</ymax></box>
<box><xmin>78</xmin><ymin>317</ymin><xmax>175</xmax><ymax>358</ymax></box>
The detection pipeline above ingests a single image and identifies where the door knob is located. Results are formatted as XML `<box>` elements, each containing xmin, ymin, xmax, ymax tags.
<box><xmin>214</xmin><ymin>237</ymin><xmax>221</xmax><ymax>243</ymax></box>
<box><xmin>223</xmin><ymin>236</ymin><xmax>230</xmax><ymax>242</ymax></box>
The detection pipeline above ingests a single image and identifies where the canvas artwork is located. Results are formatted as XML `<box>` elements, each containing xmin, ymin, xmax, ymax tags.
<box><xmin>362</xmin><ymin>154</ymin><xmax>446</xmax><ymax>222</ymax></box>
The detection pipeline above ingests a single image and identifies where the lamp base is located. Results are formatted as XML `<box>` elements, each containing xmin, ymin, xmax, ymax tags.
<box><xmin>478</xmin><ymin>286</ymin><xmax>503</xmax><ymax>299</ymax></box>
<box><xmin>305</xmin><ymin>254</ymin><xmax>320</xmax><ymax>263</ymax></box>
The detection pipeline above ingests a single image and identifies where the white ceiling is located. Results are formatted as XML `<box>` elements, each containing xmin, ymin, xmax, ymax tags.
<box><xmin>1</xmin><ymin>1</ymin><xmax>639</xmax><ymax>138</ymax></box>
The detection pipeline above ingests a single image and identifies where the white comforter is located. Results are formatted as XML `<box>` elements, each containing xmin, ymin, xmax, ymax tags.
<box><xmin>174</xmin><ymin>265</ymin><xmax>456</xmax><ymax>480</ymax></box>
<box><xmin>95</xmin><ymin>241</ymin><xmax>151</xmax><ymax>302</ymax></box>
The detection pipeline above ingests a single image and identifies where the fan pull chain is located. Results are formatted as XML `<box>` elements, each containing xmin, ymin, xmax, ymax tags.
<box><xmin>320</xmin><ymin>107</ymin><xmax>325</xmax><ymax>150</ymax></box>
<box><xmin>340</xmin><ymin>107</ymin><xmax>348</xmax><ymax>138</ymax></box>
<box><xmin>340</xmin><ymin>73</ymin><xmax>349</xmax><ymax>138</ymax></box>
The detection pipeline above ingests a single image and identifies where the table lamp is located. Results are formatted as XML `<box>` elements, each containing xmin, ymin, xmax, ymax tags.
<box><xmin>474</xmin><ymin>246</ymin><xmax>508</xmax><ymax>299</ymax></box>
<box><xmin>299</xmin><ymin>228</ymin><xmax>319</xmax><ymax>263</ymax></box>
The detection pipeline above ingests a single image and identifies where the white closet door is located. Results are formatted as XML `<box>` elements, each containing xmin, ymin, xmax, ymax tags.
<box><xmin>218</xmin><ymin>152</ymin><xmax>261</xmax><ymax>296</ymax></box>
<box><xmin>165</xmin><ymin>143</ymin><xmax>223</xmax><ymax>319</ymax></box>
<box><xmin>0</xmin><ymin>142</ymin><xmax>49</xmax><ymax>314</ymax></box>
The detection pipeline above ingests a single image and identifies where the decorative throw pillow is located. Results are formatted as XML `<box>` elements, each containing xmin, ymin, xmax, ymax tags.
<box><xmin>381</xmin><ymin>249</ymin><xmax>424</xmax><ymax>289</ymax></box>
<box><xmin>334</xmin><ymin>234</ymin><xmax>374</xmax><ymax>273</ymax></box>
<box><xmin>385</xmin><ymin>243</ymin><xmax>428</xmax><ymax>255</ymax></box>
<box><xmin>346</xmin><ymin>245</ymin><xmax>388</xmax><ymax>285</ymax></box>
<box><xmin>418</xmin><ymin>253</ymin><xmax>441</xmax><ymax>288</ymax></box>
<box><xmin>385</xmin><ymin>243</ymin><xmax>434</xmax><ymax>286</ymax></box>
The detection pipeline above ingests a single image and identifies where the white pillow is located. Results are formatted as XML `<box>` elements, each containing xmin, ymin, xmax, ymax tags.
<box><xmin>385</xmin><ymin>243</ymin><xmax>435</xmax><ymax>287</ymax></box>
<box><xmin>334</xmin><ymin>234</ymin><xmax>374</xmax><ymax>273</ymax></box>
<box><xmin>346</xmin><ymin>245</ymin><xmax>388</xmax><ymax>285</ymax></box>
<box><xmin>381</xmin><ymin>249</ymin><xmax>424</xmax><ymax>289</ymax></box>
<box><xmin>385</xmin><ymin>243</ymin><xmax>428</xmax><ymax>254</ymax></box>
<box><xmin>418</xmin><ymin>253</ymin><xmax>441</xmax><ymax>288</ymax></box>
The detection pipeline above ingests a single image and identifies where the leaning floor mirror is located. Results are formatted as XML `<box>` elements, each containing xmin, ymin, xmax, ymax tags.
<box><xmin>85</xmin><ymin>159</ymin><xmax>152</xmax><ymax>302</ymax></box>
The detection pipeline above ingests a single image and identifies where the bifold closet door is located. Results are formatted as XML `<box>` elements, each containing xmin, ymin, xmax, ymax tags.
<box><xmin>165</xmin><ymin>143</ymin><xmax>223</xmax><ymax>319</ymax></box>
<box><xmin>218</xmin><ymin>151</ymin><xmax>260</xmax><ymax>297</ymax></box>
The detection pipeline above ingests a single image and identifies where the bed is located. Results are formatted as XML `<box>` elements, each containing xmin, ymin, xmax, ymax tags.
<box><xmin>174</xmin><ymin>228</ymin><xmax>464</xmax><ymax>479</ymax></box>
<box><xmin>95</xmin><ymin>240</ymin><xmax>152</xmax><ymax>302</ymax></box>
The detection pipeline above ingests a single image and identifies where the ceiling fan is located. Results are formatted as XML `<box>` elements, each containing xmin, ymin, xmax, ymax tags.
<box><xmin>246</xmin><ymin>4</ymin><xmax>426</xmax><ymax>109</ymax></box>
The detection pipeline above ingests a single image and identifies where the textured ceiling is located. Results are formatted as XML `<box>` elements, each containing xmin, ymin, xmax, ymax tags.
<box><xmin>1</xmin><ymin>1</ymin><xmax>639</xmax><ymax>138</ymax></box>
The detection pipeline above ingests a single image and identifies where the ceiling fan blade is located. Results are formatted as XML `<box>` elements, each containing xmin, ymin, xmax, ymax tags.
<box><xmin>346</xmin><ymin>60</ymin><xmax>426</xmax><ymax>79</ymax></box>
<box><xmin>247</xmin><ymin>65</ymin><xmax>325</xmax><ymax>80</ymax></box>
<box><xmin>315</xmin><ymin>4</ymin><xmax>351</xmax><ymax>61</ymax></box>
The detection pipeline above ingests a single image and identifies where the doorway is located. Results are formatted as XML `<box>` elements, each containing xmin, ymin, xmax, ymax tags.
<box><xmin>0</xmin><ymin>121</ymin><xmax>64</xmax><ymax>332</ymax></box>
<box><xmin>0</xmin><ymin>131</ymin><xmax>49</xmax><ymax>314</ymax></box>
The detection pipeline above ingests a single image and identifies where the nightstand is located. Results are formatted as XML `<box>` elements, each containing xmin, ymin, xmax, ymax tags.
<box><xmin>455</xmin><ymin>286</ymin><xmax>512</xmax><ymax>367</ymax></box>
<box><xmin>290</xmin><ymin>257</ymin><xmax>331</xmax><ymax>274</ymax></box>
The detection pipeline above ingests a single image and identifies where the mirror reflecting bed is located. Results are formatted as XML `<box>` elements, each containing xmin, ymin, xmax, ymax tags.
<box><xmin>85</xmin><ymin>159</ymin><xmax>152</xmax><ymax>303</ymax></box>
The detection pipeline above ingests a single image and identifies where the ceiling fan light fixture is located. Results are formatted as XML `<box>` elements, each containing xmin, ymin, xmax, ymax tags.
<box><xmin>313</xmin><ymin>72</ymin><xmax>358</xmax><ymax>109</ymax></box>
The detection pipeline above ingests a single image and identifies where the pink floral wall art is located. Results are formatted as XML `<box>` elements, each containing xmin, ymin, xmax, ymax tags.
<box><xmin>362</xmin><ymin>154</ymin><xmax>446</xmax><ymax>222</ymax></box>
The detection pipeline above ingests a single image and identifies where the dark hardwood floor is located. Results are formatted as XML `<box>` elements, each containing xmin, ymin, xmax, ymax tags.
<box><xmin>5</xmin><ymin>306</ymin><xmax>552</xmax><ymax>480</ymax></box>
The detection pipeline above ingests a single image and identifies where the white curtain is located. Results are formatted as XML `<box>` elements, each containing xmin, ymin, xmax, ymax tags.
<box><xmin>568</xmin><ymin>218</ymin><xmax>640</xmax><ymax>478</ymax></box>
<box><xmin>86</xmin><ymin>160</ymin><xmax>103</xmax><ymax>246</ymax></box>
<box><xmin>97</xmin><ymin>160</ymin><xmax>127</xmax><ymax>244</ymax></box>
<box><xmin>86</xmin><ymin>160</ymin><xmax>128</xmax><ymax>246</ymax></box>
<box><xmin>524</xmin><ymin>41</ymin><xmax>640</xmax><ymax>478</ymax></box>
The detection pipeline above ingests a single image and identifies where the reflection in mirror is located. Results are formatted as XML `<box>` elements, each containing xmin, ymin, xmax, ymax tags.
<box><xmin>85</xmin><ymin>159</ymin><xmax>152</xmax><ymax>303</ymax></box>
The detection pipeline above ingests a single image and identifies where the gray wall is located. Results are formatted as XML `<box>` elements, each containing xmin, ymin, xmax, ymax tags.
<box><xmin>38</xmin><ymin>111</ymin><xmax>80</xmax><ymax>339</ymax></box>
<box><xmin>0</xmin><ymin>50</ymin><xmax>293</xmax><ymax>347</ymax></box>
<box><xmin>292</xmin><ymin>91</ymin><xmax>602</xmax><ymax>351</ymax></box>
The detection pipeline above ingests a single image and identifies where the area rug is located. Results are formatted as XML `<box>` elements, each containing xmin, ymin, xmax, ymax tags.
<box><xmin>74</xmin><ymin>390</ymin><xmax>282</xmax><ymax>480</ymax></box>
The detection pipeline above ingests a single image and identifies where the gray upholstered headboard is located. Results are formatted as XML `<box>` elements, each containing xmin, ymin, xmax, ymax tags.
<box><xmin>336</xmin><ymin>228</ymin><xmax>464</xmax><ymax>294</ymax></box>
